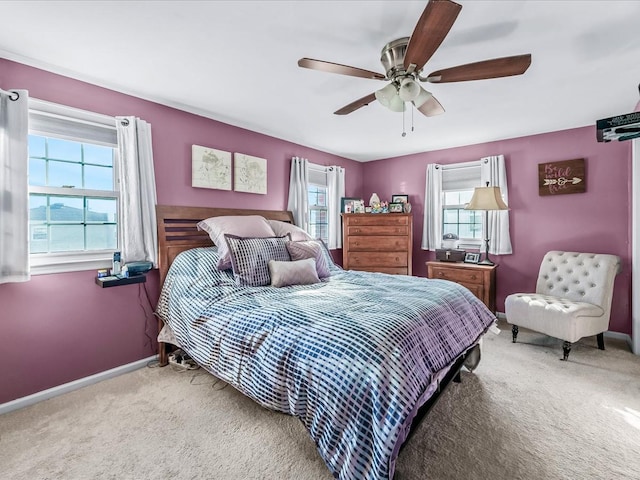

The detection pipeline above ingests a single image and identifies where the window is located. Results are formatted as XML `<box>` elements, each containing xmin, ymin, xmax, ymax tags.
<box><xmin>441</xmin><ymin>161</ymin><xmax>482</xmax><ymax>247</ymax></box>
<box><xmin>308</xmin><ymin>163</ymin><xmax>329</xmax><ymax>244</ymax></box>
<box><xmin>442</xmin><ymin>190</ymin><xmax>482</xmax><ymax>241</ymax></box>
<box><xmin>28</xmin><ymin>99</ymin><xmax>119</xmax><ymax>274</ymax></box>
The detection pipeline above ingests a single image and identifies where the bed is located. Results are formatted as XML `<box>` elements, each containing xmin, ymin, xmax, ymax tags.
<box><xmin>154</xmin><ymin>205</ymin><xmax>497</xmax><ymax>480</ymax></box>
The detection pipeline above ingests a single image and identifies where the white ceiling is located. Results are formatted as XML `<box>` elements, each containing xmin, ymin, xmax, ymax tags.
<box><xmin>1</xmin><ymin>1</ymin><xmax>639</xmax><ymax>162</ymax></box>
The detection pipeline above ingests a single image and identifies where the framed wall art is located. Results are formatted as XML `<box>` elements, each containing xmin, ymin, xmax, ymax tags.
<box><xmin>538</xmin><ymin>158</ymin><xmax>585</xmax><ymax>196</ymax></box>
<box><xmin>234</xmin><ymin>153</ymin><xmax>267</xmax><ymax>194</ymax></box>
<box><xmin>191</xmin><ymin>145</ymin><xmax>232</xmax><ymax>190</ymax></box>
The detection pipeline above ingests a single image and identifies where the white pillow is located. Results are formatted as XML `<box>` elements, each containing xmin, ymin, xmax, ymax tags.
<box><xmin>268</xmin><ymin>258</ymin><xmax>320</xmax><ymax>287</ymax></box>
<box><xmin>268</xmin><ymin>219</ymin><xmax>312</xmax><ymax>241</ymax></box>
<box><xmin>197</xmin><ymin>215</ymin><xmax>275</xmax><ymax>270</ymax></box>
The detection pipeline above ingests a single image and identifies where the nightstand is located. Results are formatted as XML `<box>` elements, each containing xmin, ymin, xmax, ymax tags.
<box><xmin>426</xmin><ymin>261</ymin><xmax>497</xmax><ymax>312</ymax></box>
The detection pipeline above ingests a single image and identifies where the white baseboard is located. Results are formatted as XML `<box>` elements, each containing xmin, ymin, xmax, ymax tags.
<box><xmin>495</xmin><ymin>311</ymin><xmax>634</xmax><ymax>353</ymax></box>
<box><xmin>0</xmin><ymin>355</ymin><xmax>158</xmax><ymax>416</ymax></box>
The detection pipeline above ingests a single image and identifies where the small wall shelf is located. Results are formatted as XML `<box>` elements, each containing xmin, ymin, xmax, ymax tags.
<box><xmin>95</xmin><ymin>274</ymin><xmax>146</xmax><ymax>288</ymax></box>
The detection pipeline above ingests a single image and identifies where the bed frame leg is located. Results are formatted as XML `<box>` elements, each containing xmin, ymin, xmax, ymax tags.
<box><xmin>597</xmin><ymin>332</ymin><xmax>605</xmax><ymax>350</ymax></box>
<box><xmin>159</xmin><ymin>342</ymin><xmax>169</xmax><ymax>366</ymax></box>
<box><xmin>453</xmin><ymin>371</ymin><xmax>461</xmax><ymax>383</ymax></box>
<box><xmin>512</xmin><ymin>325</ymin><xmax>519</xmax><ymax>343</ymax></box>
<box><xmin>562</xmin><ymin>341</ymin><xmax>572</xmax><ymax>361</ymax></box>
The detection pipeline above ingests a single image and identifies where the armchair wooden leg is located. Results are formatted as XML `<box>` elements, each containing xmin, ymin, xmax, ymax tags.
<box><xmin>562</xmin><ymin>341</ymin><xmax>572</xmax><ymax>361</ymax></box>
<box><xmin>597</xmin><ymin>332</ymin><xmax>605</xmax><ymax>350</ymax></box>
<box><xmin>512</xmin><ymin>325</ymin><xmax>519</xmax><ymax>343</ymax></box>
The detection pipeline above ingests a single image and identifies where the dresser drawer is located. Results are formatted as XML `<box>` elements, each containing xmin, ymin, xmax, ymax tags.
<box><xmin>347</xmin><ymin>225</ymin><xmax>409</xmax><ymax>236</ymax></box>
<box><xmin>426</xmin><ymin>261</ymin><xmax>497</xmax><ymax>312</ymax></box>
<box><xmin>429</xmin><ymin>265</ymin><xmax>484</xmax><ymax>284</ymax></box>
<box><xmin>348</xmin><ymin>252</ymin><xmax>407</xmax><ymax>268</ymax></box>
<box><xmin>351</xmin><ymin>266</ymin><xmax>408</xmax><ymax>275</ymax></box>
<box><xmin>348</xmin><ymin>236</ymin><xmax>409</xmax><ymax>251</ymax></box>
<box><xmin>346</xmin><ymin>215</ymin><xmax>408</xmax><ymax>226</ymax></box>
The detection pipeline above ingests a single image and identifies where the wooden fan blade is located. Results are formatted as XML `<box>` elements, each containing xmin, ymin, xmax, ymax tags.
<box><xmin>416</xmin><ymin>95</ymin><xmax>445</xmax><ymax>117</ymax></box>
<box><xmin>298</xmin><ymin>58</ymin><xmax>386</xmax><ymax>80</ymax></box>
<box><xmin>334</xmin><ymin>93</ymin><xmax>377</xmax><ymax>115</ymax></box>
<box><xmin>404</xmin><ymin>0</ymin><xmax>462</xmax><ymax>71</ymax></box>
<box><xmin>426</xmin><ymin>54</ymin><xmax>532</xmax><ymax>83</ymax></box>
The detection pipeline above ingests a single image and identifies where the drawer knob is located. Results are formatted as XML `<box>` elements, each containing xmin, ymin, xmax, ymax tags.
<box><xmin>438</xmin><ymin>272</ymin><xmax>444</xmax><ymax>277</ymax></box>
<box><xmin>470</xmin><ymin>275</ymin><xmax>477</xmax><ymax>280</ymax></box>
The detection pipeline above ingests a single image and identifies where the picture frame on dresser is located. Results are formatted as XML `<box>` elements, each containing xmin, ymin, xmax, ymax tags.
<box><xmin>391</xmin><ymin>194</ymin><xmax>409</xmax><ymax>204</ymax></box>
<box><xmin>464</xmin><ymin>252</ymin><xmax>480</xmax><ymax>264</ymax></box>
<box><xmin>341</xmin><ymin>197</ymin><xmax>360</xmax><ymax>213</ymax></box>
<box><xmin>388</xmin><ymin>202</ymin><xmax>404</xmax><ymax>213</ymax></box>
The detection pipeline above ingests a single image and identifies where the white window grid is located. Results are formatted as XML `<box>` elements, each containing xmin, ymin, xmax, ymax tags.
<box><xmin>28</xmin><ymin>99</ymin><xmax>120</xmax><ymax>274</ymax></box>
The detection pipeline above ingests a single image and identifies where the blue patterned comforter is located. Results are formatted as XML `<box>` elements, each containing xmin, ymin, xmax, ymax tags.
<box><xmin>156</xmin><ymin>247</ymin><xmax>496</xmax><ymax>480</ymax></box>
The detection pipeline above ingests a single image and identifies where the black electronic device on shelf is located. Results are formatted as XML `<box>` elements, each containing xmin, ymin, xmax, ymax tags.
<box><xmin>95</xmin><ymin>273</ymin><xmax>146</xmax><ymax>288</ymax></box>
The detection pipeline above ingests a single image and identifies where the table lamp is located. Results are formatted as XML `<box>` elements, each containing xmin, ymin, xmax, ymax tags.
<box><xmin>464</xmin><ymin>182</ymin><xmax>509</xmax><ymax>265</ymax></box>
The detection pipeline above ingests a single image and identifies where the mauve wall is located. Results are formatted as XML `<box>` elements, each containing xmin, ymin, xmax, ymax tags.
<box><xmin>361</xmin><ymin>127</ymin><xmax>632</xmax><ymax>334</ymax></box>
<box><xmin>0</xmin><ymin>58</ymin><xmax>363</xmax><ymax>404</ymax></box>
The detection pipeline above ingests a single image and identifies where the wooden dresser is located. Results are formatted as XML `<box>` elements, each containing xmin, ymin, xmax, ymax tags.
<box><xmin>426</xmin><ymin>261</ymin><xmax>497</xmax><ymax>312</ymax></box>
<box><xmin>342</xmin><ymin>213</ymin><xmax>412</xmax><ymax>275</ymax></box>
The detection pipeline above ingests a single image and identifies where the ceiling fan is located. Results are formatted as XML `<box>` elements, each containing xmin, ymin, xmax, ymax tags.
<box><xmin>298</xmin><ymin>0</ymin><xmax>532</xmax><ymax>117</ymax></box>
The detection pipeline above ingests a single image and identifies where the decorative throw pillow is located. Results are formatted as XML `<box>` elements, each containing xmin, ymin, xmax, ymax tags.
<box><xmin>197</xmin><ymin>215</ymin><xmax>275</xmax><ymax>270</ymax></box>
<box><xmin>286</xmin><ymin>239</ymin><xmax>332</xmax><ymax>279</ymax></box>
<box><xmin>268</xmin><ymin>220</ymin><xmax>313</xmax><ymax>241</ymax></box>
<box><xmin>224</xmin><ymin>234</ymin><xmax>291</xmax><ymax>287</ymax></box>
<box><xmin>268</xmin><ymin>258</ymin><xmax>320</xmax><ymax>288</ymax></box>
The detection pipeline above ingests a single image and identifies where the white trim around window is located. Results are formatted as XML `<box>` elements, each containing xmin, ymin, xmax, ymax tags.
<box><xmin>28</xmin><ymin>99</ymin><xmax>120</xmax><ymax>275</ymax></box>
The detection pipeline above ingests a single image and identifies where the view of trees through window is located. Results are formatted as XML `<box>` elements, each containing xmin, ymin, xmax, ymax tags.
<box><xmin>28</xmin><ymin>135</ymin><xmax>118</xmax><ymax>254</ymax></box>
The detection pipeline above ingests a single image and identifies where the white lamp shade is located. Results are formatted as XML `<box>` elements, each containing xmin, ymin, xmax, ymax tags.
<box><xmin>374</xmin><ymin>83</ymin><xmax>397</xmax><ymax>107</ymax></box>
<box><xmin>398</xmin><ymin>77</ymin><xmax>420</xmax><ymax>101</ymax></box>
<box><xmin>465</xmin><ymin>186</ymin><xmax>509</xmax><ymax>210</ymax></box>
<box><xmin>412</xmin><ymin>87</ymin><xmax>433</xmax><ymax>108</ymax></box>
<box><xmin>388</xmin><ymin>93</ymin><xmax>405</xmax><ymax>112</ymax></box>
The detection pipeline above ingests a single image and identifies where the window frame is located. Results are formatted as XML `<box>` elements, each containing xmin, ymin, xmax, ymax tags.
<box><xmin>307</xmin><ymin>163</ymin><xmax>329</xmax><ymax>244</ymax></box>
<box><xmin>440</xmin><ymin>160</ymin><xmax>483</xmax><ymax>249</ymax></box>
<box><xmin>28</xmin><ymin>99</ymin><xmax>120</xmax><ymax>275</ymax></box>
<box><xmin>441</xmin><ymin>188</ymin><xmax>483</xmax><ymax>248</ymax></box>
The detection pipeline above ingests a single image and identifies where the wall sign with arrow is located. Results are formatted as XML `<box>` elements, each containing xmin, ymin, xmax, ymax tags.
<box><xmin>538</xmin><ymin>158</ymin><xmax>586</xmax><ymax>196</ymax></box>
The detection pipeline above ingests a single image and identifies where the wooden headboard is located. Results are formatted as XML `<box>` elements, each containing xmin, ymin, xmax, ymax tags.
<box><xmin>156</xmin><ymin>204</ymin><xmax>295</xmax><ymax>286</ymax></box>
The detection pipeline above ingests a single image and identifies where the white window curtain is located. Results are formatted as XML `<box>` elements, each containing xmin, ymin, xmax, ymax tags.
<box><xmin>115</xmin><ymin>116</ymin><xmax>158</xmax><ymax>267</ymax></box>
<box><xmin>481</xmin><ymin>154</ymin><xmax>512</xmax><ymax>255</ymax></box>
<box><xmin>421</xmin><ymin>163</ymin><xmax>442</xmax><ymax>250</ymax></box>
<box><xmin>0</xmin><ymin>89</ymin><xmax>29</xmax><ymax>284</ymax></box>
<box><xmin>287</xmin><ymin>156</ymin><xmax>309</xmax><ymax>231</ymax></box>
<box><xmin>327</xmin><ymin>165</ymin><xmax>345</xmax><ymax>249</ymax></box>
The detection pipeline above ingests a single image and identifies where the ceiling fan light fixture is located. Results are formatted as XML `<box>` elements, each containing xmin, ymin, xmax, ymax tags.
<box><xmin>398</xmin><ymin>77</ymin><xmax>420</xmax><ymax>101</ymax></box>
<box><xmin>412</xmin><ymin>87</ymin><xmax>433</xmax><ymax>108</ymax></box>
<box><xmin>374</xmin><ymin>83</ymin><xmax>397</xmax><ymax>107</ymax></box>
<box><xmin>388</xmin><ymin>93</ymin><xmax>405</xmax><ymax>112</ymax></box>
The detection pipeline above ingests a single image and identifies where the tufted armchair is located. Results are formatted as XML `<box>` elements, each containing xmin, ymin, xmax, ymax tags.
<box><xmin>505</xmin><ymin>251</ymin><xmax>621</xmax><ymax>360</ymax></box>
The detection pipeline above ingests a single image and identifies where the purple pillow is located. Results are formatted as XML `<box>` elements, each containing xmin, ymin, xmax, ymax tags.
<box><xmin>286</xmin><ymin>240</ymin><xmax>331</xmax><ymax>279</ymax></box>
<box><xmin>197</xmin><ymin>215</ymin><xmax>276</xmax><ymax>270</ymax></box>
<box><xmin>268</xmin><ymin>258</ymin><xmax>320</xmax><ymax>287</ymax></box>
<box><xmin>268</xmin><ymin>220</ymin><xmax>313</xmax><ymax>241</ymax></box>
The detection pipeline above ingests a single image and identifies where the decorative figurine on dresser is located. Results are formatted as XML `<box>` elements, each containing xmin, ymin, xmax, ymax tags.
<box><xmin>342</xmin><ymin>212</ymin><xmax>413</xmax><ymax>275</ymax></box>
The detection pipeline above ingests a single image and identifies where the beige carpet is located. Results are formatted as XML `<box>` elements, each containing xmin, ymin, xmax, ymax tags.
<box><xmin>2</xmin><ymin>321</ymin><xmax>640</xmax><ymax>480</ymax></box>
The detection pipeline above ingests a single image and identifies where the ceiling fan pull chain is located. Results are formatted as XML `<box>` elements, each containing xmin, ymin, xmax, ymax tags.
<box><xmin>411</xmin><ymin>106</ymin><xmax>415</xmax><ymax>132</ymax></box>
<box><xmin>402</xmin><ymin>106</ymin><xmax>406</xmax><ymax>137</ymax></box>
